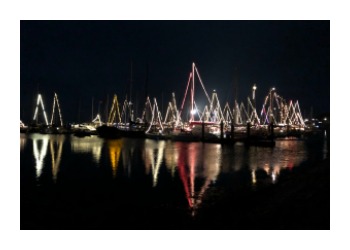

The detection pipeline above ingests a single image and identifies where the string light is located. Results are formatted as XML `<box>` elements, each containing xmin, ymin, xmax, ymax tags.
<box><xmin>50</xmin><ymin>93</ymin><xmax>63</xmax><ymax>126</ymax></box>
<box><xmin>33</xmin><ymin>94</ymin><xmax>49</xmax><ymax>125</ymax></box>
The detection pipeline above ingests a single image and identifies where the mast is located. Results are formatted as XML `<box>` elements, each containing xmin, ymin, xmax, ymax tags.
<box><xmin>191</xmin><ymin>62</ymin><xmax>195</xmax><ymax>122</ymax></box>
<box><xmin>269</xmin><ymin>87</ymin><xmax>275</xmax><ymax>124</ymax></box>
<box><xmin>105</xmin><ymin>94</ymin><xmax>109</xmax><ymax>123</ymax></box>
<box><xmin>233</xmin><ymin>67</ymin><xmax>239</xmax><ymax>106</ymax></box>
<box><xmin>252</xmin><ymin>84</ymin><xmax>257</xmax><ymax>123</ymax></box>
<box><xmin>129</xmin><ymin>59</ymin><xmax>134</xmax><ymax>122</ymax></box>
<box><xmin>91</xmin><ymin>97</ymin><xmax>94</xmax><ymax>122</ymax></box>
<box><xmin>145</xmin><ymin>62</ymin><xmax>149</xmax><ymax>101</ymax></box>
<box><xmin>77</xmin><ymin>97</ymin><xmax>81</xmax><ymax>123</ymax></box>
<box><xmin>130</xmin><ymin>60</ymin><xmax>133</xmax><ymax>106</ymax></box>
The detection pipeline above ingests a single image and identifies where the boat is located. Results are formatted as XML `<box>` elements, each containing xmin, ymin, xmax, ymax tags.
<box><xmin>145</xmin><ymin>125</ymin><xmax>172</xmax><ymax>140</ymax></box>
<box><xmin>96</xmin><ymin>125</ymin><xmax>122</xmax><ymax>139</ymax></box>
<box><xmin>71</xmin><ymin>123</ymin><xmax>98</xmax><ymax>136</ymax></box>
<box><xmin>20</xmin><ymin>120</ymin><xmax>28</xmax><ymax>133</ymax></box>
<box><xmin>170</xmin><ymin>128</ymin><xmax>201</xmax><ymax>142</ymax></box>
<box><xmin>118</xmin><ymin>127</ymin><xmax>146</xmax><ymax>138</ymax></box>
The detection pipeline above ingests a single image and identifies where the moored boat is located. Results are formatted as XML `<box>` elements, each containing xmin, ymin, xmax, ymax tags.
<box><xmin>118</xmin><ymin>128</ymin><xmax>146</xmax><ymax>138</ymax></box>
<box><xmin>96</xmin><ymin>125</ymin><xmax>122</xmax><ymax>139</ymax></box>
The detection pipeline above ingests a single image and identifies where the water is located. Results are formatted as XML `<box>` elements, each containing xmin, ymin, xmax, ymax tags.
<box><xmin>20</xmin><ymin>133</ymin><xmax>329</xmax><ymax>229</ymax></box>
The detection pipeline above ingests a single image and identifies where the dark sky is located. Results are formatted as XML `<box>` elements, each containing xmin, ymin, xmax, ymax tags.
<box><xmin>20</xmin><ymin>20</ymin><xmax>330</xmax><ymax>123</ymax></box>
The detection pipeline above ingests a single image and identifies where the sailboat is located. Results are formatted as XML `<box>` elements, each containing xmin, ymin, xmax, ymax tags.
<box><xmin>45</xmin><ymin>92</ymin><xmax>68</xmax><ymax>134</ymax></box>
<box><xmin>117</xmin><ymin>96</ymin><xmax>146</xmax><ymax>138</ymax></box>
<box><xmin>96</xmin><ymin>94</ymin><xmax>145</xmax><ymax>139</ymax></box>
<box><xmin>170</xmin><ymin>62</ymin><xmax>222</xmax><ymax>142</ymax></box>
<box><xmin>20</xmin><ymin>120</ymin><xmax>28</xmax><ymax>133</ymax></box>
<box><xmin>144</xmin><ymin>97</ymin><xmax>170</xmax><ymax>140</ymax></box>
<box><xmin>96</xmin><ymin>94</ymin><xmax>122</xmax><ymax>139</ymax></box>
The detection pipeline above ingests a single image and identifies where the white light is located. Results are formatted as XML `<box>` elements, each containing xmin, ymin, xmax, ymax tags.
<box><xmin>272</xmin><ymin>173</ymin><xmax>276</xmax><ymax>183</ymax></box>
<box><xmin>191</xmin><ymin>109</ymin><xmax>196</xmax><ymax>115</ymax></box>
<box><xmin>33</xmin><ymin>136</ymin><xmax>49</xmax><ymax>178</ymax></box>
<box><xmin>323</xmin><ymin>117</ymin><xmax>327</xmax><ymax>121</ymax></box>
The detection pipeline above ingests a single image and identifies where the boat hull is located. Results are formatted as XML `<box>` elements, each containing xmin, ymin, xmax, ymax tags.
<box><xmin>96</xmin><ymin>125</ymin><xmax>122</xmax><ymax>139</ymax></box>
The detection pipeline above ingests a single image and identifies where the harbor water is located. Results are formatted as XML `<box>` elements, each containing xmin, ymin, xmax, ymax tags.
<box><xmin>20</xmin><ymin>132</ymin><xmax>329</xmax><ymax>229</ymax></box>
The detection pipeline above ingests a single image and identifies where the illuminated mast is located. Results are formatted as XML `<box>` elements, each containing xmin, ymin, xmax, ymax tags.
<box><xmin>172</xmin><ymin>92</ymin><xmax>180</xmax><ymax>126</ymax></box>
<box><xmin>252</xmin><ymin>84</ymin><xmax>257</xmax><ymax>107</ymax></box>
<box><xmin>190</xmin><ymin>62</ymin><xmax>195</xmax><ymax>122</ymax></box>
<box><xmin>269</xmin><ymin>87</ymin><xmax>276</xmax><ymax>124</ymax></box>
<box><xmin>129</xmin><ymin>59</ymin><xmax>134</xmax><ymax>122</ymax></box>
<box><xmin>252</xmin><ymin>84</ymin><xmax>257</xmax><ymax>124</ymax></box>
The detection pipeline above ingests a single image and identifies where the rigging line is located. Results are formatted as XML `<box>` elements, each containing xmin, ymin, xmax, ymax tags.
<box><xmin>296</xmin><ymin>101</ymin><xmax>305</xmax><ymax>125</ymax></box>
<box><xmin>194</xmin><ymin>66</ymin><xmax>211</xmax><ymax>103</ymax></box>
<box><xmin>201</xmin><ymin>105</ymin><xmax>208</xmax><ymax>121</ymax></box>
<box><xmin>51</xmin><ymin>94</ymin><xmax>56</xmax><ymax>125</ymax></box>
<box><xmin>193</xmin><ymin>101</ymin><xmax>202</xmax><ymax>121</ymax></box>
<box><xmin>51</xmin><ymin>93</ymin><xmax>63</xmax><ymax>126</ymax></box>
<box><xmin>179</xmin><ymin>72</ymin><xmax>192</xmax><ymax>117</ymax></box>
<box><xmin>154</xmin><ymin>98</ymin><xmax>164</xmax><ymax>131</ymax></box>
<box><xmin>163</xmin><ymin>102</ymin><xmax>171</xmax><ymax>123</ymax></box>
<box><xmin>40</xmin><ymin>95</ymin><xmax>49</xmax><ymax>125</ymax></box>
<box><xmin>146</xmin><ymin>100</ymin><xmax>156</xmax><ymax>133</ymax></box>
<box><xmin>55</xmin><ymin>93</ymin><xmax>63</xmax><ymax>126</ymax></box>
<box><xmin>239</xmin><ymin>102</ymin><xmax>249</xmax><ymax>121</ymax></box>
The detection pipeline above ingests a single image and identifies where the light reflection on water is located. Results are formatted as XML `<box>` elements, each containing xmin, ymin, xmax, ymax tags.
<box><xmin>143</xmin><ymin>139</ymin><xmax>165</xmax><ymax>187</ymax></box>
<box><xmin>70</xmin><ymin>135</ymin><xmax>103</xmax><ymax>164</ymax></box>
<box><xmin>323</xmin><ymin>130</ymin><xmax>329</xmax><ymax>160</ymax></box>
<box><xmin>176</xmin><ymin>142</ymin><xmax>219</xmax><ymax>210</ymax></box>
<box><xmin>31</xmin><ymin>133</ymin><xmax>50</xmax><ymax>178</ymax></box>
<box><xmin>49</xmin><ymin>135</ymin><xmax>65</xmax><ymax>182</ymax></box>
<box><xmin>20</xmin><ymin>134</ymin><xmax>27</xmax><ymax>151</ymax></box>
<box><xmin>21</xmin><ymin>133</ymin><xmax>325</xmax><ymax>214</ymax></box>
<box><xmin>164</xmin><ymin>141</ymin><xmax>178</xmax><ymax>176</ymax></box>
<box><xmin>107</xmin><ymin>139</ymin><xmax>123</xmax><ymax>178</ymax></box>
<box><xmin>246</xmin><ymin>140</ymin><xmax>307</xmax><ymax>184</ymax></box>
<box><xmin>120</xmin><ymin>138</ymin><xmax>139</xmax><ymax>177</ymax></box>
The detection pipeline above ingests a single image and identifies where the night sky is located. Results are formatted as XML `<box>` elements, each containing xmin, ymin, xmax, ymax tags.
<box><xmin>20</xmin><ymin>20</ymin><xmax>330</xmax><ymax>124</ymax></box>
